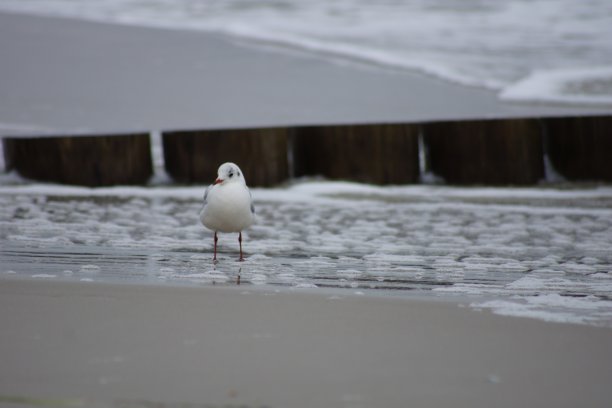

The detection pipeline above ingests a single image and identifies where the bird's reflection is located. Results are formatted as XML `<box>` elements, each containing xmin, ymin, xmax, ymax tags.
<box><xmin>208</xmin><ymin>263</ymin><xmax>241</xmax><ymax>286</ymax></box>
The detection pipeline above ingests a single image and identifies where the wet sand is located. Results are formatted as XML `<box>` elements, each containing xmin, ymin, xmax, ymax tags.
<box><xmin>0</xmin><ymin>12</ymin><xmax>606</xmax><ymax>136</ymax></box>
<box><xmin>1</xmin><ymin>279</ymin><xmax>611</xmax><ymax>408</ymax></box>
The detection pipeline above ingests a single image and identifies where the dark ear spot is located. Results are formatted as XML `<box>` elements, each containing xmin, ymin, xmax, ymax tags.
<box><xmin>237</xmin><ymin>171</ymin><xmax>241</xmax><ymax>177</ymax></box>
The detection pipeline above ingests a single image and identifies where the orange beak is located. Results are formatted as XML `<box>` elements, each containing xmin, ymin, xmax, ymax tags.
<box><xmin>214</xmin><ymin>178</ymin><xmax>223</xmax><ymax>185</ymax></box>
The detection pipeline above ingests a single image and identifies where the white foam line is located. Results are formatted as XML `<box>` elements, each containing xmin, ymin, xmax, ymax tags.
<box><xmin>0</xmin><ymin>185</ymin><xmax>203</xmax><ymax>199</ymax></box>
<box><xmin>286</xmin><ymin>181</ymin><xmax>612</xmax><ymax>200</ymax></box>
<box><xmin>500</xmin><ymin>67</ymin><xmax>612</xmax><ymax>106</ymax></box>
<box><xmin>1</xmin><ymin>182</ymin><xmax>610</xmax><ymax>217</ymax></box>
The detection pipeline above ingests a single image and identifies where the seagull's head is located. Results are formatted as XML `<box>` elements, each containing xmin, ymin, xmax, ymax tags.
<box><xmin>214</xmin><ymin>162</ymin><xmax>246</xmax><ymax>186</ymax></box>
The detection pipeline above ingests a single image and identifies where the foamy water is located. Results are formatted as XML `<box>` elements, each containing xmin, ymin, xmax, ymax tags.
<box><xmin>2</xmin><ymin>180</ymin><xmax>612</xmax><ymax>327</ymax></box>
<box><xmin>0</xmin><ymin>0</ymin><xmax>611</xmax><ymax>106</ymax></box>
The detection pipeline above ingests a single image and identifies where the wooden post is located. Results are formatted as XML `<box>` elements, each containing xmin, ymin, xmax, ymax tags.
<box><xmin>162</xmin><ymin>127</ymin><xmax>289</xmax><ymax>187</ymax></box>
<box><xmin>544</xmin><ymin>115</ymin><xmax>612</xmax><ymax>181</ymax></box>
<box><xmin>292</xmin><ymin>124</ymin><xmax>420</xmax><ymax>184</ymax></box>
<box><xmin>2</xmin><ymin>133</ymin><xmax>152</xmax><ymax>186</ymax></box>
<box><xmin>423</xmin><ymin>119</ymin><xmax>544</xmax><ymax>185</ymax></box>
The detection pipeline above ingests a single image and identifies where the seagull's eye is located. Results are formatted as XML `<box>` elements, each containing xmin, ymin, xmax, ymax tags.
<box><xmin>228</xmin><ymin>172</ymin><xmax>234</xmax><ymax>178</ymax></box>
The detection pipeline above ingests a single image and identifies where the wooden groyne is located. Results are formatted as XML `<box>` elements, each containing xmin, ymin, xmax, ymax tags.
<box><xmin>2</xmin><ymin>133</ymin><xmax>152</xmax><ymax>186</ymax></box>
<box><xmin>163</xmin><ymin>128</ymin><xmax>289</xmax><ymax>187</ymax></box>
<box><xmin>2</xmin><ymin>115</ymin><xmax>610</xmax><ymax>187</ymax></box>
<box><xmin>544</xmin><ymin>116</ymin><xmax>612</xmax><ymax>181</ymax></box>
<box><xmin>423</xmin><ymin>119</ymin><xmax>544</xmax><ymax>185</ymax></box>
<box><xmin>293</xmin><ymin>124</ymin><xmax>420</xmax><ymax>184</ymax></box>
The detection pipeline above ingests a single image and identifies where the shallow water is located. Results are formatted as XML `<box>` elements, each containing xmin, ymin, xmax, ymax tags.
<box><xmin>1</xmin><ymin>181</ymin><xmax>612</xmax><ymax>327</ymax></box>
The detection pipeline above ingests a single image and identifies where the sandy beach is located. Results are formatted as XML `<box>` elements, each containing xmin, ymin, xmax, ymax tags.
<box><xmin>0</xmin><ymin>12</ymin><xmax>606</xmax><ymax>137</ymax></box>
<box><xmin>1</xmin><ymin>279</ymin><xmax>611</xmax><ymax>408</ymax></box>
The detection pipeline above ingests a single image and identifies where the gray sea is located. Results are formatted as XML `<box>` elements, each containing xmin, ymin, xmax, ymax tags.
<box><xmin>0</xmin><ymin>0</ymin><xmax>611</xmax><ymax>106</ymax></box>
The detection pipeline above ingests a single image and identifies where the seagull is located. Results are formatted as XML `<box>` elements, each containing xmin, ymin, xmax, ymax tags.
<box><xmin>200</xmin><ymin>162</ymin><xmax>255</xmax><ymax>262</ymax></box>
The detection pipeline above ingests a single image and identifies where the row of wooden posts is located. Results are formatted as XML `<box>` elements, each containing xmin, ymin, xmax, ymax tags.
<box><xmin>2</xmin><ymin>115</ymin><xmax>611</xmax><ymax>187</ymax></box>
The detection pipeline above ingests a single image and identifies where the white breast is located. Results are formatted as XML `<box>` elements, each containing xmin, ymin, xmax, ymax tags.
<box><xmin>200</xmin><ymin>183</ymin><xmax>254</xmax><ymax>233</ymax></box>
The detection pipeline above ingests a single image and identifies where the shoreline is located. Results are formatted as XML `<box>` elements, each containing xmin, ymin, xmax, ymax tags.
<box><xmin>0</xmin><ymin>271</ymin><xmax>477</xmax><ymax>309</ymax></box>
<box><xmin>2</xmin><ymin>270</ymin><xmax>610</xmax><ymax>329</ymax></box>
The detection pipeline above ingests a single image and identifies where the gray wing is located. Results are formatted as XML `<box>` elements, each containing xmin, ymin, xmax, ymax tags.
<box><xmin>249</xmin><ymin>188</ymin><xmax>255</xmax><ymax>214</ymax></box>
<box><xmin>203</xmin><ymin>185</ymin><xmax>212</xmax><ymax>207</ymax></box>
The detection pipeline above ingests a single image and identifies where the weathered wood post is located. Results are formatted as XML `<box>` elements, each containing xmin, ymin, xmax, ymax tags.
<box><xmin>423</xmin><ymin>119</ymin><xmax>544</xmax><ymax>185</ymax></box>
<box><xmin>544</xmin><ymin>115</ymin><xmax>612</xmax><ymax>182</ymax></box>
<box><xmin>162</xmin><ymin>127</ymin><xmax>289</xmax><ymax>186</ymax></box>
<box><xmin>292</xmin><ymin>124</ymin><xmax>421</xmax><ymax>184</ymax></box>
<box><xmin>2</xmin><ymin>133</ymin><xmax>152</xmax><ymax>186</ymax></box>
